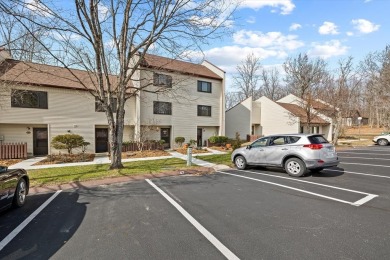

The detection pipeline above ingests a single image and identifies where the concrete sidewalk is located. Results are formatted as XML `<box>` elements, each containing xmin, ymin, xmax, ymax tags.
<box><xmin>8</xmin><ymin>148</ymin><xmax>230</xmax><ymax>171</ymax></box>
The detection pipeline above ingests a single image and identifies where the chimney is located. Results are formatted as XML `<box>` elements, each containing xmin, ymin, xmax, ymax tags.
<box><xmin>0</xmin><ymin>47</ymin><xmax>11</xmax><ymax>63</ymax></box>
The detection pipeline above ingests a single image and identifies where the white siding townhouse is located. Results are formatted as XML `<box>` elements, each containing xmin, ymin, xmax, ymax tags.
<box><xmin>226</xmin><ymin>94</ymin><xmax>334</xmax><ymax>141</ymax></box>
<box><xmin>0</xmin><ymin>49</ymin><xmax>225</xmax><ymax>156</ymax></box>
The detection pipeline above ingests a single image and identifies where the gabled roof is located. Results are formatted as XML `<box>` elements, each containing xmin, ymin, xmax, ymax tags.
<box><xmin>141</xmin><ymin>53</ymin><xmax>223</xmax><ymax>81</ymax></box>
<box><xmin>277</xmin><ymin>102</ymin><xmax>329</xmax><ymax>124</ymax></box>
<box><xmin>0</xmin><ymin>59</ymin><xmax>122</xmax><ymax>91</ymax></box>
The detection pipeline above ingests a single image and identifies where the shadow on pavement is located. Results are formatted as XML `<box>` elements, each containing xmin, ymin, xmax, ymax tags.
<box><xmin>308</xmin><ymin>167</ymin><xmax>345</xmax><ymax>178</ymax></box>
<box><xmin>0</xmin><ymin>192</ymin><xmax>86</xmax><ymax>260</ymax></box>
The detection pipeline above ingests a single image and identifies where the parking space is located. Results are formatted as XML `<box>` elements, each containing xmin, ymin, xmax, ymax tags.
<box><xmin>1</xmin><ymin>146</ymin><xmax>390</xmax><ymax>259</ymax></box>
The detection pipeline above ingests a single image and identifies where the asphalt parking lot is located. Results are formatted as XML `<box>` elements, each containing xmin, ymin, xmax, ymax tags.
<box><xmin>1</xmin><ymin>146</ymin><xmax>390</xmax><ymax>259</ymax></box>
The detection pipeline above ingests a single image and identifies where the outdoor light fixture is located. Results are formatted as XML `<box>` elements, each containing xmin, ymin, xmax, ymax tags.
<box><xmin>26</xmin><ymin>127</ymin><xmax>31</xmax><ymax>134</ymax></box>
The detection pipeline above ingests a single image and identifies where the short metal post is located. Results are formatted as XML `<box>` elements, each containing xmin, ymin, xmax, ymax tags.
<box><xmin>187</xmin><ymin>147</ymin><xmax>192</xmax><ymax>166</ymax></box>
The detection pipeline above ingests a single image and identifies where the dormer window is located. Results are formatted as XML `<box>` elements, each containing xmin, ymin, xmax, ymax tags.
<box><xmin>153</xmin><ymin>73</ymin><xmax>172</xmax><ymax>88</ymax></box>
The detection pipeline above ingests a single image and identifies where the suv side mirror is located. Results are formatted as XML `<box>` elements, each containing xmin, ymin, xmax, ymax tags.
<box><xmin>246</xmin><ymin>145</ymin><xmax>251</xmax><ymax>150</ymax></box>
<box><xmin>0</xmin><ymin>166</ymin><xmax>8</xmax><ymax>173</ymax></box>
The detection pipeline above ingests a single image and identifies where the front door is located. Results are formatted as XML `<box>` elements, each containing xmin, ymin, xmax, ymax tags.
<box><xmin>95</xmin><ymin>128</ymin><xmax>108</xmax><ymax>153</ymax></box>
<box><xmin>197</xmin><ymin>128</ymin><xmax>203</xmax><ymax>147</ymax></box>
<box><xmin>160</xmin><ymin>128</ymin><xmax>170</xmax><ymax>149</ymax></box>
<box><xmin>33</xmin><ymin>128</ymin><xmax>48</xmax><ymax>156</ymax></box>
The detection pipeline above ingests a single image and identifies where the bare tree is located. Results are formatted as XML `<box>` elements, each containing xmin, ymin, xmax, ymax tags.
<box><xmin>260</xmin><ymin>68</ymin><xmax>286</xmax><ymax>101</ymax></box>
<box><xmin>283</xmin><ymin>53</ymin><xmax>328</xmax><ymax>132</ymax></box>
<box><xmin>0</xmin><ymin>10</ymin><xmax>50</xmax><ymax>63</ymax></box>
<box><xmin>232</xmin><ymin>52</ymin><xmax>262</xmax><ymax>100</ymax></box>
<box><xmin>0</xmin><ymin>0</ymin><xmax>235</xmax><ymax>169</ymax></box>
<box><xmin>360</xmin><ymin>45</ymin><xmax>390</xmax><ymax>130</ymax></box>
<box><xmin>320</xmin><ymin>57</ymin><xmax>362</xmax><ymax>144</ymax></box>
<box><xmin>225</xmin><ymin>91</ymin><xmax>243</xmax><ymax>110</ymax></box>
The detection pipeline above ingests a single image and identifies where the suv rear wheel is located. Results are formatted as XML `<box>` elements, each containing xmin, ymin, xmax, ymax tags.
<box><xmin>285</xmin><ymin>158</ymin><xmax>306</xmax><ymax>177</ymax></box>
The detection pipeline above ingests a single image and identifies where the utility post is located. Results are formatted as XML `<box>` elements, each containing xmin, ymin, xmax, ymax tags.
<box><xmin>358</xmin><ymin>116</ymin><xmax>362</xmax><ymax>141</ymax></box>
<box><xmin>187</xmin><ymin>146</ymin><xmax>192</xmax><ymax>166</ymax></box>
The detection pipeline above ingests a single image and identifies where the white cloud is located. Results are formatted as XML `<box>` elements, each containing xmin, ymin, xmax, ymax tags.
<box><xmin>318</xmin><ymin>22</ymin><xmax>339</xmax><ymax>35</ymax></box>
<box><xmin>289</xmin><ymin>23</ymin><xmax>302</xmax><ymax>31</ymax></box>
<box><xmin>351</xmin><ymin>19</ymin><xmax>380</xmax><ymax>33</ymax></box>
<box><xmin>51</xmin><ymin>31</ymin><xmax>81</xmax><ymax>41</ymax></box>
<box><xmin>25</xmin><ymin>0</ymin><xmax>53</xmax><ymax>17</ymax></box>
<box><xmin>238</xmin><ymin>0</ymin><xmax>295</xmax><ymax>15</ymax></box>
<box><xmin>233</xmin><ymin>30</ymin><xmax>304</xmax><ymax>50</ymax></box>
<box><xmin>346</xmin><ymin>31</ymin><xmax>354</xmax><ymax>36</ymax></box>
<box><xmin>307</xmin><ymin>40</ymin><xmax>349</xmax><ymax>59</ymax></box>
<box><xmin>189</xmin><ymin>16</ymin><xmax>234</xmax><ymax>28</ymax></box>
<box><xmin>364</xmin><ymin>0</ymin><xmax>372</xmax><ymax>3</ymax></box>
<box><xmin>246</xmin><ymin>16</ymin><xmax>256</xmax><ymax>24</ymax></box>
<box><xmin>98</xmin><ymin>3</ymin><xmax>110</xmax><ymax>20</ymax></box>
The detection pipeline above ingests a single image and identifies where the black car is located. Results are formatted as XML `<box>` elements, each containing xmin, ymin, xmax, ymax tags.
<box><xmin>0</xmin><ymin>166</ymin><xmax>29</xmax><ymax>212</ymax></box>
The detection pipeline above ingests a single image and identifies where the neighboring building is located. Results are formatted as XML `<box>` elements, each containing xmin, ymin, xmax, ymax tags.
<box><xmin>342</xmin><ymin>109</ymin><xmax>369</xmax><ymax>126</ymax></box>
<box><xmin>0</xmin><ymin>50</ymin><xmax>225</xmax><ymax>156</ymax></box>
<box><xmin>226</xmin><ymin>94</ymin><xmax>333</xmax><ymax>141</ymax></box>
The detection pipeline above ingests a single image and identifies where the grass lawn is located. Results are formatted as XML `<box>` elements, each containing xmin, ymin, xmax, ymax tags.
<box><xmin>200</xmin><ymin>153</ymin><xmax>234</xmax><ymax>167</ymax></box>
<box><xmin>28</xmin><ymin>158</ymin><xmax>189</xmax><ymax>187</ymax></box>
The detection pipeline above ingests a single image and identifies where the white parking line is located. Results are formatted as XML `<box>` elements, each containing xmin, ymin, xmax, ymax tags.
<box><xmin>0</xmin><ymin>190</ymin><xmax>62</xmax><ymax>251</ymax></box>
<box><xmin>146</xmin><ymin>179</ymin><xmax>239</xmax><ymax>260</ymax></box>
<box><xmin>338</xmin><ymin>152</ymin><xmax>390</xmax><ymax>156</ymax></box>
<box><xmin>218</xmin><ymin>171</ymin><xmax>377</xmax><ymax>207</ymax></box>
<box><xmin>325</xmin><ymin>169</ymin><xmax>390</xmax><ymax>179</ymax></box>
<box><xmin>341</xmin><ymin>148</ymin><xmax>390</xmax><ymax>152</ymax></box>
<box><xmin>341</xmin><ymin>162</ymin><xmax>390</xmax><ymax>168</ymax></box>
<box><xmin>339</xmin><ymin>156</ymin><xmax>390</xmax><ymax>161</ymax></box>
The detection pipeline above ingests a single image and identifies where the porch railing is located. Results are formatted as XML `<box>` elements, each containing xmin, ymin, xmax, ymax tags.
<box><xmin>0</xmin><ymin>142</ymin><xmax>28</xmax><ymax>159</ymax></box>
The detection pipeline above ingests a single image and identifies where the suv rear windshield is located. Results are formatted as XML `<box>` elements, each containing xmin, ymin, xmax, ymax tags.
<box><xmin>308</xmin><ymin>135</ymin><xmax>329</xmax><ymax>144</ymax></box>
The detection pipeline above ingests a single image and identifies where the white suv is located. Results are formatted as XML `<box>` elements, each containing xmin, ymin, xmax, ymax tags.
<box><xmin>373</xmin><ymin>133</ymin><xmax>390</xmax><ymax>146</ymax></box>
<box><xmin>231</xmin><ymin>134</ymin><xmax>339</xmax><ymax>177</ymax></box>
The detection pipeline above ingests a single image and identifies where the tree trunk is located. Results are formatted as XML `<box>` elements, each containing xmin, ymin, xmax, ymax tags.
<box><xmin>107</xmin><ymin>111</ymin><xmax>124</xmax><ymax>170</ymax></box>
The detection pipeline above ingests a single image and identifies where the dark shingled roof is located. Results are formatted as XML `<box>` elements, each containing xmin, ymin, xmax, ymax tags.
<box><xmin>141</xmin><ymin>53</ymin><xmax>222</xmax><ymax>80</ymax></box>
<box><xmin>277</xmin><ymin>102</ymin><xmax>329</xmax><ymax>124</ymax></box>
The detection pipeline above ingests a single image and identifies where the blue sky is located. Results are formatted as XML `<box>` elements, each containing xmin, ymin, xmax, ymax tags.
<box><xmin>202</xmin><ymin>0</ymin><xmax>390</xmax><ymax>85</ymax></box>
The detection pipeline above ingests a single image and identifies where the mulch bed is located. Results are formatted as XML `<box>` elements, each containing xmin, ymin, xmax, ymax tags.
<box><xmin>175</xmin><ymin>147</ymin><xmax>209</xmax><ymax>155</ymax></box>
<box><xmin>34</xmin><ymin>153</ymin><xmax>95</xmax><ymax>165</ymax></box>
<box><xmin>0</xmin><ymin>159</ymin><xmax>23</xmax><ymax>167</ymax></box>
<box><xmin>122</xmin><ymin>150</ymin><xmax>170</xmax><ymax>158</ymax></box>
<box><xmin>209</xmin><ymin>146</ymin><xmax>232</xmax><ymax>152</ymax></box>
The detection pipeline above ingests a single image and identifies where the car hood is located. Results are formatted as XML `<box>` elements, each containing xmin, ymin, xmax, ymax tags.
<box><xmin>232</xmin><ymin>146</ymin><xmax>246</xmax><ymax>155</ymax></box>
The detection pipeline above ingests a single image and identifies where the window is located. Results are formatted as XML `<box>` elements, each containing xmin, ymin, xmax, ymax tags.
<box><xmin>154</xmin><ymin>73</ymin><xmax>172</xmax><ymax>87</ymax></box>
<box><xmin>95</xmin><ymin>97</ymin><xmax>117</xmax><ymax>112</ymax></box>
<box><xmin>308</xmin><ymin>135</ymin><xmax>329</xmax><ymax>144</ymax></box>
<box><xmin>311</xmin><ymin>126</ymin><xmax>320</xmax><ymax>134</ymax></box>
<box><xmin>287</xmin><ymin>136</ymin><xmax>301</xmax><ymax>144</ymax></box>
<box><xmin>197</xmin><ymin>81</ymin><xmax>212</xmax><ymax>93</ymax></box>
<box><xmin>11</xmin><ymin>89</ymin><xmax>48</xmax><ymax>109</ymax></box>
<box><xmin>269</xmin><ymin>136</ymin><xmax>285</xmax><ymax>146</ymax></box>
<box><xmin>251</xmin><ymin>137</ymin><xmax>268</xmax><ymax>148</ymax></box>
<box><xmin>154</xmin><ymin>101</ymin><xmax>172</xmax><ymax>115</ymax></box>
<box><xmin>197</xmin><ymin>105</ymin><xmax>211</xmax><ymax>116</ymax></box>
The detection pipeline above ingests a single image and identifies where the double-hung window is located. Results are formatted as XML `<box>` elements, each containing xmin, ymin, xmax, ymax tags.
<box><xmin>154</xmin><ymin>101</ymin><xmax>172</xmax><ymax>115</ymax></box>
<box><xmin>197</xmin><ymin>81</ymin><xmax>212</xmax><ymax>93</ymax></box>
<box><xmin>154</xmin><ymin>73</ymin><xmax>172</xmax><ymax>88</ymax></box>
<box><xmin>197</xmin><ymin>105</ymin><xmax>211</xmax><ymax>117</ymax></box>
<box><xmin>95</xmin><ymin>97</ymin><xmax>117</xmax><ymax>112</ymax></box>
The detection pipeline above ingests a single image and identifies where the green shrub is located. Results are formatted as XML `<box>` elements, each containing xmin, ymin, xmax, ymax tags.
<box><xmin>208</xmin><ymin>136</ymin><xmax>228</xmax><ymax>144</ymax></box>
<box><xmin>189</xmin><ymin>139</ymin><xmax>196</xmax><ymax>147</ymax></box>
<box><xmin>51</xmin><ymin>134</ymin><xmax>85</xmax><ymax>154</ymax></box>
<box><xmin>175</xmin><ymin>137</ymin><xmax>185</xmax><ymax>146</ymax></box>
<box><xmin>232</xmin><ymin>132</ymin><xmax>241</xmax><ymax>150</ymax></box>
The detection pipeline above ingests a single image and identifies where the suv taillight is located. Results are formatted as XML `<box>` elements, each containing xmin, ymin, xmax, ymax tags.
<box><xmin>303</xmin><ymin>144</ymin><xmax>323</xmax><ymax>150</ymax></box>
